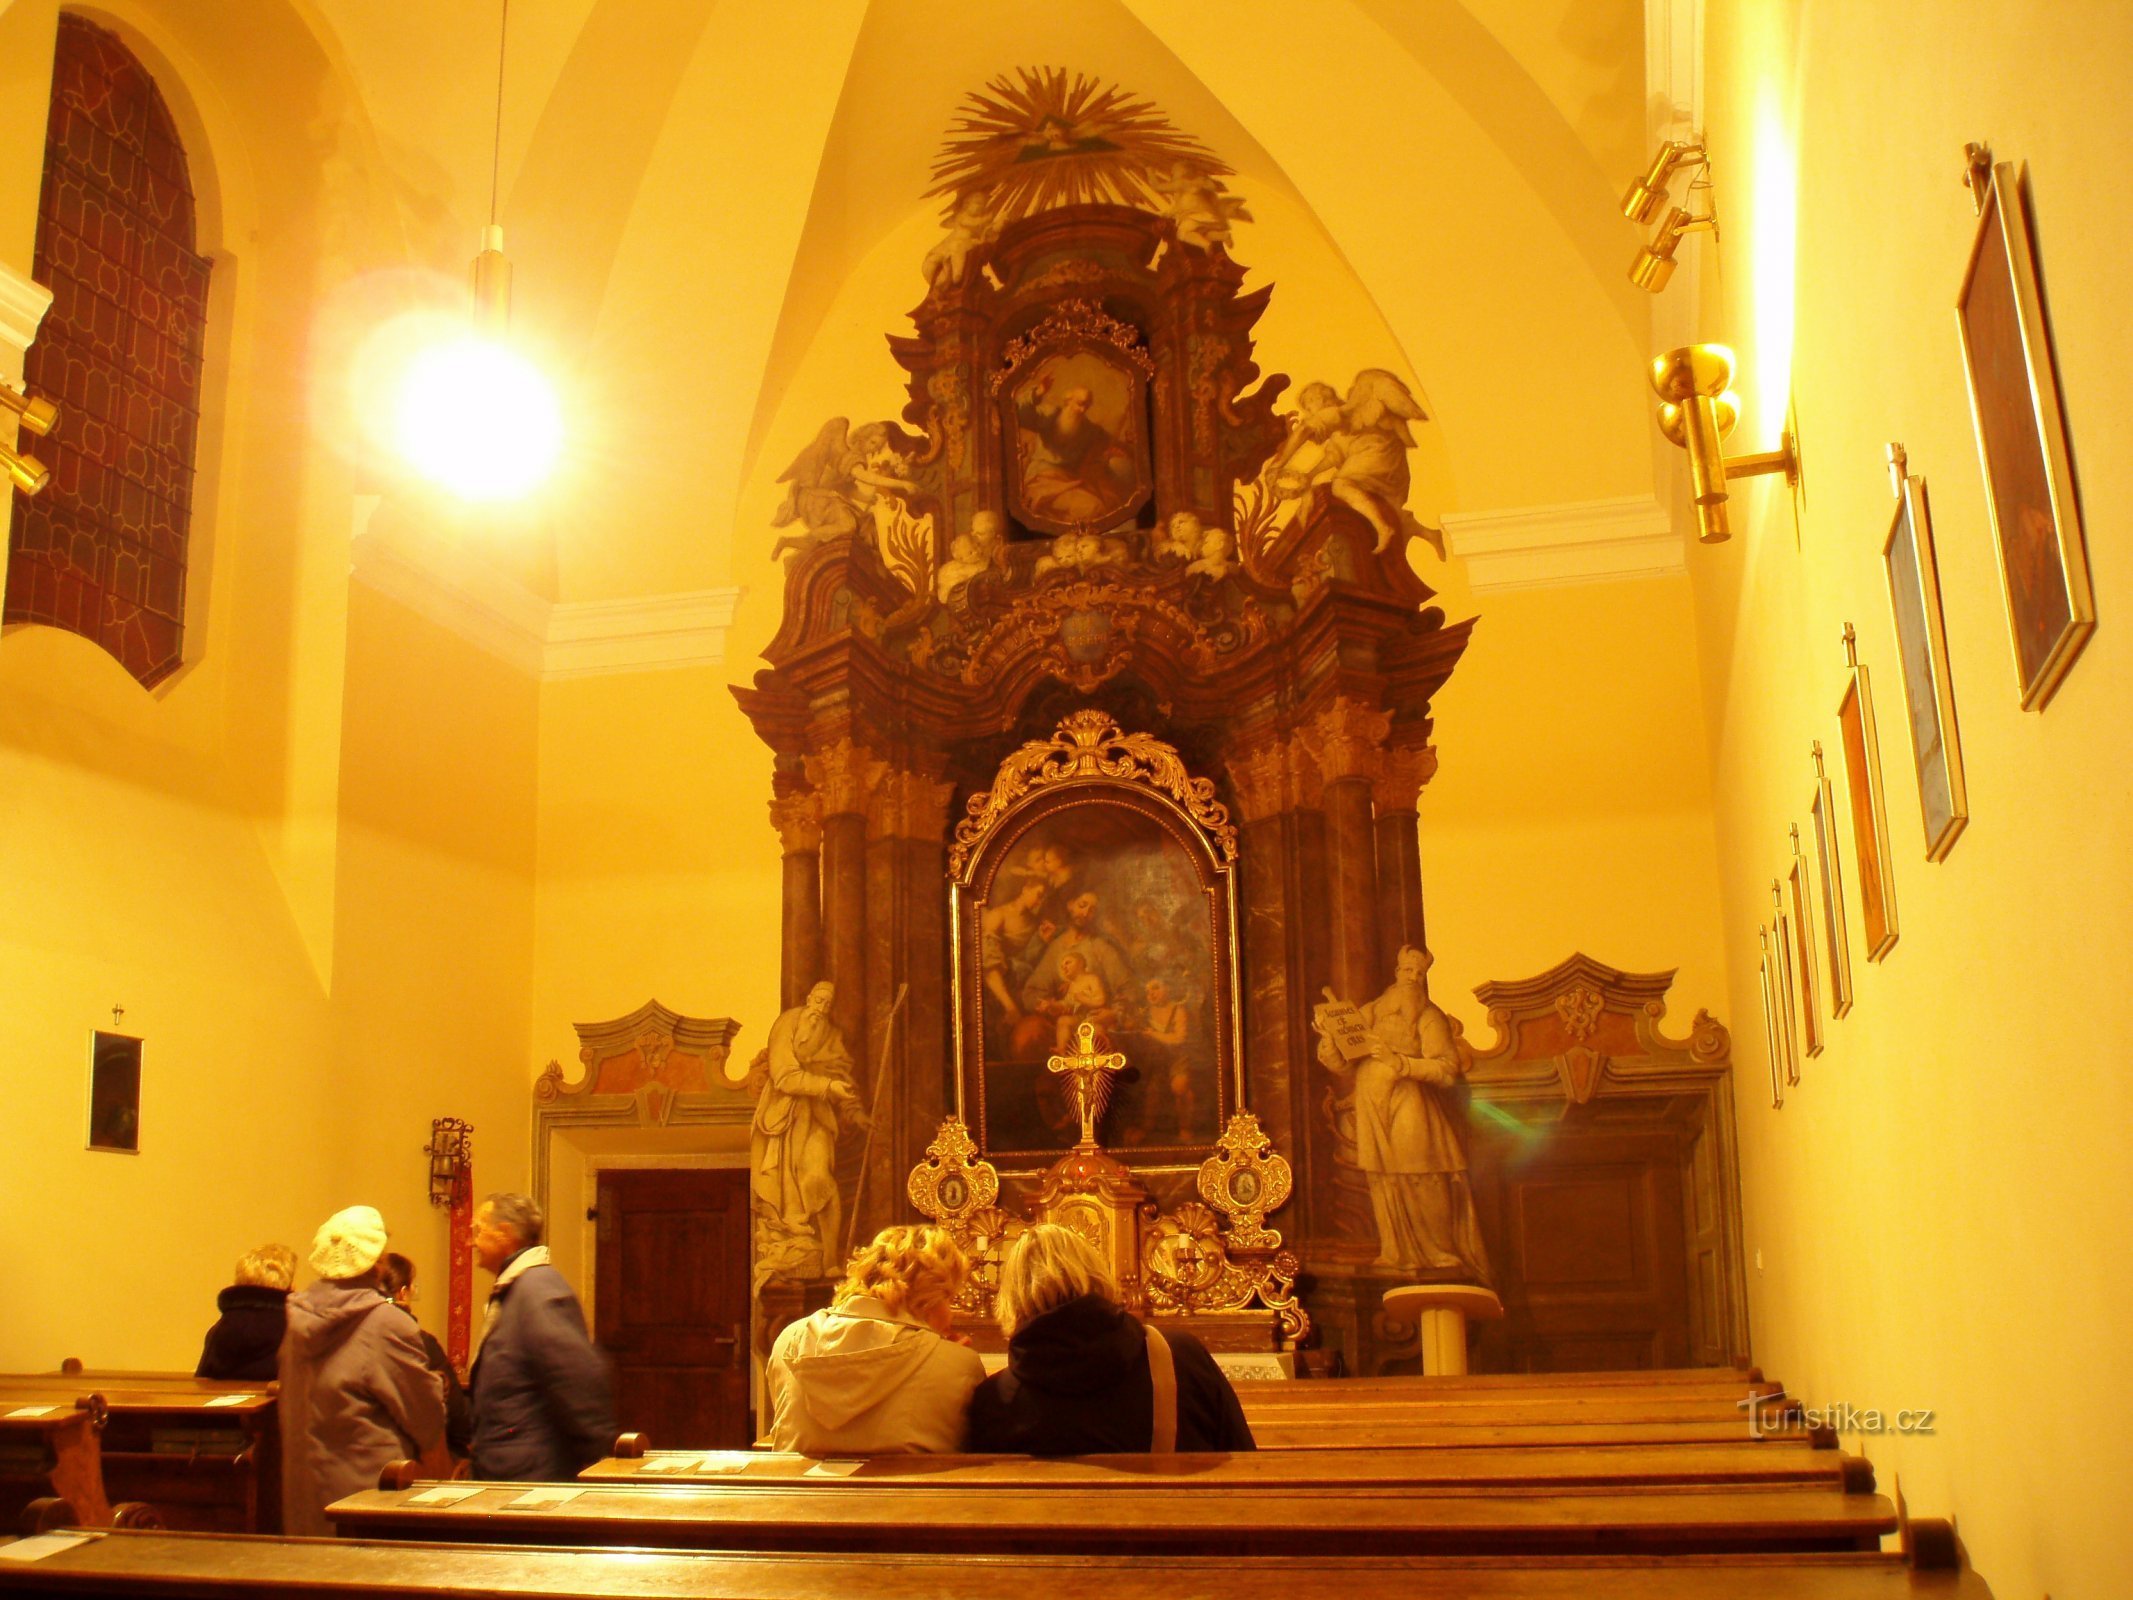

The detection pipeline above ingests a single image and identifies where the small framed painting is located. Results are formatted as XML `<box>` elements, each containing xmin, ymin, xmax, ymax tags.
<box><xmin>88</xmin><ymin>1031</ymin><xmax>143</xmax><ymax>1153</ymax></box>
<box><xmin>1757</xmin><ymin>931</ymin><xmax>1784</xmax><ymax>1110</ymax></box>
<box><xmin>1955</xmin><ymin>159</ymin><xmax>2094</xmax><ymax>711</ymax></box>
<box><xmin>1785</xmin><ymin>832</ymin><xmax>1824</xmax><ymax>1058</ymax></box>
<box><xmin>1810</xmin><ymin>742</ymin><xmax>1854</xmax><ymax>1017</ymax></box>
<box><xmin>1882</xmin><ymin>455</ymin><xmax>1969</xmax><ymax>860</ymax></box>
<box><xmin>1768</xmin><ymin>881</ymin><xmax>1802</xmax><ymax>1087</ymax></box>
<box><xmin>1837</xmin><ymin>625</ymin><xmax>1899</xmax><ymax>959</ymax></box>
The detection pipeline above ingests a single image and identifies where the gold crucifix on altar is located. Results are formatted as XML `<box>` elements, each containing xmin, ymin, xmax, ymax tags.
<box><xmin>1046</xmin><ymin>1020</ymin><xmax>1128</xmax><ymax>1150</ymax></box>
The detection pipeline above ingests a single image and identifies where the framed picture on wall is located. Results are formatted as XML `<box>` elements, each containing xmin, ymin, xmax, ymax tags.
<box><xmin>1768</xmin><ymin>881</ymin><xmax>1802</xmax><ymax>1087</ymax></box>
<box><xmin>1785</xmin><ymin>832</ymin><xmax>1823</xmax><ymax>1058</ymax></box>
<box><xmin>1837</xmin><ymin>624</ymin><xmax>1899</xmax><ymax>959</ymax></box>
<box><xmin>88</xmin><ymin>1030</ymin><xmax>142</xmax><ymax>1153</ymax></box>
<box><xmin>1757</xmin><ymin>930</ymin><xmax>1784</xmax><ymax>1110</ymax></box>
<box><xmin>1882</xmin><ymin>453</ymin><xmax>1969</xmax><ymax>860</ymax></box>
<box><xmin>1810</xmin><ymin>742</ymin><xmax>1854</xmax><ymax>1017</ymax></box>
<box><xmin>1956</xmin><ymin>159</ymin><xmax>2094</xmax><ymax>711</ymax></box>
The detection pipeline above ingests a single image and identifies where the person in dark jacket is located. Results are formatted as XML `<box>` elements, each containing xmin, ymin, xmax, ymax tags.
<box><xmin>197</xmin><ymin>1244</ymin><xmax>298</xmax><ymax>1381</ymax></box>
<box><xmin>965</xmin><ymin>1223</ymin><xmax>1255</xmax><ymax>1455</ymax></box>
<box><xmin>279</xmin><ymin>1207</ymin><xmax>449</xmax><ymax>1536</ymax></box>
<box><xmin>468</xmin><ymin>1192</ymin><xmax>614</xmax><ymax>1480</ymax></box>
<box><xmin>379</xmin><ymin>1252</ymin><xmax>473</xmax><ymax>1460</ymax></box>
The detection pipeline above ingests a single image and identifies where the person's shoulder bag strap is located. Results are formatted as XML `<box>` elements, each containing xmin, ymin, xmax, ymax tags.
<box><xmin>1143</xmin><ymin>1324</ymin><xmax>1178</xmax><ymax>1454</ymax></box>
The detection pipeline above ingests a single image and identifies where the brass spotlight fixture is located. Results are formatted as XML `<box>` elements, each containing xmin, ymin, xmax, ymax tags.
<box><xmin>0</xmin><ymin>378</ymin><xmax>57</xmax><ymax>494</ymax></box>
<box><xmin>1630</xmin><ymin>205</ymin><xmax>1717</xmax><ymax>292</ymax></box>
<box><xmin>1621</xmin><ymin>140</ymin><xmax>1708</xmax><ymax>224</ymax></box>
<box><xmin>1649</xmin><ymin>344</ymin><xmax>1799</xmax><ymax>543</ymax></box>
<box><xmin>1624</xmin><ymin>140</ymin><xmax>1716</xmax><ymax>292</ymax></box>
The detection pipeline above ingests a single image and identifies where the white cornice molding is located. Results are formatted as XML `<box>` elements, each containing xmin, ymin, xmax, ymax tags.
<box><xmin>350</xmin><ymin>503</ymin><xmax>742</xmax><ymax>680</ymax></box>
<box><xmin>1444</xmin><ymin>497</ymin><xmax>1682</xmax><ymax>593</ymax></box>
<box><xmin>0</xmin><ymin>260</ymin><xmax>52</xmax><ymax>377</ymax></box>
<box><xmin>545</xmin><ymin>587</ymin><xmax>744</xmax><ymax>680</ymax></box>
<box><xmin>350</xmin><ymin>500</ymin><xmax>549</xmax><ymax>676</ymax></box>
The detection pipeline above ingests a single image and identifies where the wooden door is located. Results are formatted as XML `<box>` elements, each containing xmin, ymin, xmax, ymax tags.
<box><xmin>1467</xmin><ymin>1124</ymin><xmax>1693</xmax><ymax>1372</ymax></box>
<box><xmin>593</xmin><ymin>1168</ymin><xmax>752</xmax><ymax>1449</ymax></box>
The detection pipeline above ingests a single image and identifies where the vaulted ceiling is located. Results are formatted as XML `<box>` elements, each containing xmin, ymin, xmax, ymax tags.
<box><xmin>288</xmin><ymin>0</ymin><xmax>1662</xmax><ymax>604</ymax></box>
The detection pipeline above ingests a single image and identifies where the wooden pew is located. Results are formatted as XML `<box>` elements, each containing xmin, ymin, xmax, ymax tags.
<box><xmin>0</xmin><ymin>1377</ymin><xmax>278</xmax><ymax>1535</ymax></box>
<box><xmin>0</xmin><ymin>1528</ymin><xmax>1992</xmax><ymax>1599</ymax></box>
<box><xmin>0</xmin><ymin>1397</ymin><xmax>111</xmax><ymax>1532</ymax></box>
<box><xmin>329</xmin><ymin>1477</ymin><xmax>1900</xmax><ymax>1557</ymax></box>
<box><xmin>584</xmin><ymin>1441</ymin><xmax>1875</xmax><ymax>1492</ymax></box>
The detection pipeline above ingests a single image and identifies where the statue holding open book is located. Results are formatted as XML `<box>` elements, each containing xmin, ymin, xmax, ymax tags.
<box><xmin>1313</xmin><ymin>945</ymin><xmax>1491</xmax><ymax>1284</ymax></box>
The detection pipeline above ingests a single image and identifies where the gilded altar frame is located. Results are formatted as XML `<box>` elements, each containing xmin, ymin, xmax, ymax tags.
<box><xmin>948</xmin><ymin>712</ymin><xmax>1245</xmax><ymax>1176</ymax></box>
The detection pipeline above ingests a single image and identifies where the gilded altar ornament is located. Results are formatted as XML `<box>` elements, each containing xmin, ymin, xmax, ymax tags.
<box><xmin>905</xmin><ymin>1116</ymin><xmax>1000</xmax><ymax>1229</ymax></box>
<box><xmin>948</xmin><ymin>710</ymin><xmax>1236</xmax><ymax>880</ymax></box>
<box><xmin>1048</xmin><ymin>1020</ymin><xmax>1129</xmax><ymax>1149</ymax></box>
<box><xmin>1649</xmin><ymin>344</ymin><xmax>1800</xmax><ymax>543</ymax></box>
<box><xmin>1197</xmin><ymin>1111</ymin><xmax>1292</xmax><ymax>1250</ymax></box>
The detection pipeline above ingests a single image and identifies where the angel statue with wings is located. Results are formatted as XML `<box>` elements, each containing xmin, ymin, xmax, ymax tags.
<box><xmin>1264</xmin><ymin>370</ymin><xmax>1441</xmax><ymax>557</ymax></box>
<box><xmin>770</xmin><ymin>418</ymin><xmax>922</xmax><ymax>562</ymax></box>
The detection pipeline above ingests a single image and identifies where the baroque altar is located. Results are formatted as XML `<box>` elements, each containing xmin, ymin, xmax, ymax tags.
<box><xmin>735</xmin><ymin>70</ymin><xmax>1483</xmax><ymax>1372</ymax></box>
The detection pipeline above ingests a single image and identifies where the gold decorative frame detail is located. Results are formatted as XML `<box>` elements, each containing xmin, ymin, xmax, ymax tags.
<box><xmin>1881</xmin><ymin>452</ymin><xmax>1968</xmax><ymax>861</ymax></box>
<box><xmin>1785</xmin><ymin>829</ymin><xmax>1823</xmax><ymax>1059</ymax></box>
<box><xmin>1955</xmin><ymin>159</ymin><xmax>2095</xmax><ymax>711</ymax></box>
<box><xmin>1757</xmin><ymin>931</ymin><xmax>1784</xmax><ymax>1110</ymax></box>
<box><xmin>1768</xmin><ymin>881</ymin><xmax>1802</xmax><ymax>1086</ymax></box>
<box><xmin>1837</xmin><ymin>624</ymin><xmax>1899</xmax><ymax>960</ymax></box>
<box><xmin>948</xmin><ymin>709</ymin><xmax>1236</xmax><ymax>879</ymax></box>
<box><xmin>1810</xmin><ymin>742</ymin><xmax>1854</xmax><ymax>1018</ymax></box>
<box><xmin>949</xmin><ymin>712</ymin><xmax>1245</xmax><ymax>1175</ymax></box>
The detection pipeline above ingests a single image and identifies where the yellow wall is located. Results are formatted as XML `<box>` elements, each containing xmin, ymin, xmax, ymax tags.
<box><xmin>0</xmin><ymin>0</ymin><xmax>540</xmax><ymax>1369</ymax></box>
<box><xmin>1696</xmin><ymin>3</ymin><xmax>2133</xmax><ymax>1593</ymax></box>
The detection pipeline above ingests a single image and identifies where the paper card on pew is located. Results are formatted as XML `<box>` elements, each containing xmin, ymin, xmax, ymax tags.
<box><xmin>204</xmin><ymin>1394</ymin><xmax>255</xmax><ymax>1407</ymax></box>
<box><xmin>0</xmin><ymin>1533</ymin><xmax>94</xmax><ymax>1563</ymax></box>
<box><xmin>3</xmin><ymin>1405</ymin><xmax>57</xmax><ymax>1419</ymax></box>
<box><xmin>804</xmin><ymin>1459</ymin><xmax>865</xmax><ymax>1477</ymax></box>
<box><xmin>637</xmin><ymin>1455</ymin><xmax>702</xmax><ymax>1474</ymax></box>
<box><xmin>508</xmin><ymin>1486</ymin><xmax>586</xmax><ymax>1507</ymax></box>
<box><xmin>407</xmin><ymin>1484</ymin><xmax>488</xmax><ymax>1505</ymax></box>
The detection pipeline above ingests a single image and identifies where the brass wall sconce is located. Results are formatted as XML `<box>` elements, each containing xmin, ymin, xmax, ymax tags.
<box><xmin>1650</xmin><ymin>343</ymin><xmax>1800</xmax><ymax>543</ymax></box>
<box><xmin>0</xmin><ymin>378</ymin><xmax>58</xmax><ymax>494</ymax></box>
<box><xmin>1624</xmin><ymin>141</ymin><xmax>1715</xmax><ymax>292</ymax></box>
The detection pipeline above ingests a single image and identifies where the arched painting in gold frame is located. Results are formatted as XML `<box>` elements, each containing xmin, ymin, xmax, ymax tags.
<box><xmin>948</xmin><ymin>712</ymin><xmax>1243</xmax><ymax>1175</ymax></box>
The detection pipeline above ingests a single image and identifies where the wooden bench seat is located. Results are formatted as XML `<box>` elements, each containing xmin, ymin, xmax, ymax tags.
<box><xmin>584</xmin><ymin>1441</ymin><xmax>1873</xmax><ymax>1492</ymax></box>
<box><xmin>0</xmin><ymin>1528</ymin><xmax>1990</xmax><ymax>1599</ymax></box>
<box><xmin>1251</xmin><ymin>1417</ymin><xmax>1814</xmax><ymax>1449</ymax></box>
<box><xmin>0</xmin><ymin>1378</ymin><xmax>277</xmax><ymax>1536</ymax></box>
<box><xmin>1239</xmin><ymin>1390</ymin><xmax>1789</xmax><ymax>1423</ymax></box>
<box><xmin>329</xmin><ymin>1478</ymin><xmax>1898</xmax><ymax>1557</ymax></box>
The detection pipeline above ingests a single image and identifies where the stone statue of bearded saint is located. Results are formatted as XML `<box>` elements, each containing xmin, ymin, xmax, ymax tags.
<box><xmin>1316</xmin><ymin>946</ymin><xmax>1491</xmax><ymax>1284</ymax></box>
<box><xmin>749</xmin><ymin>981</ymin><xmax>862</xmax><ymax>1288</ymax></box>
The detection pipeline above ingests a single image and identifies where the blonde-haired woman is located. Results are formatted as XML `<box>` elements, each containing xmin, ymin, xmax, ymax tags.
<box><xmin>196</xmin><ymin>1242</ymin><xmax>299</xmax><ymax>1381</ymax></box>
<box><xmin>966</xmin><ymin>1223</ymin><xmax>1254</xmax><ymax>1454</ymax></box>
<box><xmin>767</xmin><ymin>1224</ymin><xmax>986</xmax><ymax>1454</ymax></box>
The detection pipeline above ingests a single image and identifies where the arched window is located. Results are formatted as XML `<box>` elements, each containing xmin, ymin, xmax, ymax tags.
<box><xmin>4</xmin><ymin>14</ymin><xmax>211</xmax><ymax>688</ymax></box>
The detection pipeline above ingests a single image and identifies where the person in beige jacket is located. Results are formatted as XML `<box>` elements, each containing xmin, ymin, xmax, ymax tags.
<box><xmin>767</xmin><ymin>1225</ymin><xmax>985</xmax><ymax>1455</ymax></box>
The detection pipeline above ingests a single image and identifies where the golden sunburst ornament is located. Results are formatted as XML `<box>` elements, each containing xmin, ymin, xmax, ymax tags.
<box><xmin>927</xmin><ymin>67</ymin><xmax>1231</xmax><ymax>224</ymax></box>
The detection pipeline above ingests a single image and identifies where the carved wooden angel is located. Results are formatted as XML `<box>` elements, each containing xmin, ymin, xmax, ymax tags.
<box><xmin>1265</xmin><ymin>370</ymin><xmax>1442</xmax><ymax>556</ymax></box>
<box><xmin>921</xmin><ymin>191</ymin><xmax>1001</xmax><ymax>289</ymax></box>
<box><xmin>770</xmin><ymin>418</ymin><xmax>921</xmax><ymax>561</ymax></box>
<box><xmin>1145</xmin><ymin>162</ymin><xmax>1252</xmax><ymax>252</ymax></box>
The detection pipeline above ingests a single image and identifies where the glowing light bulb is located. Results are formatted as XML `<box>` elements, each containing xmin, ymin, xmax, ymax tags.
<box><xmin>392</xmin><ymin>334</ymin><xmax>562</xmax><ymax>500</ymax></box>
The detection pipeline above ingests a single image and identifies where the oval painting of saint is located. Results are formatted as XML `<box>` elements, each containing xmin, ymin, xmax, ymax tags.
<box><xmin>974</xmin><ymin>802</ymin><xmax>1219</xmax><ymax>1161</ymax></box>
<box><xmin>1005</xmin><ymin>348</ymin><xmax>1150</xmax><ymax>533</ymax></box>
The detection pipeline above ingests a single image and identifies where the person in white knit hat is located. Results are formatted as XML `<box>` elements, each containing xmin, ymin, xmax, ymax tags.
<box><xmin>278</xmin><ymin>1206</ymin><xmax>450</xmax><ymax>1535</ymax></box>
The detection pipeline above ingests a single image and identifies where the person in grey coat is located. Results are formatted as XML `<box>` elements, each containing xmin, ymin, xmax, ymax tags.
<box><xmin>279</xmin><ymin>1207</ymin><xmax>448</xmax><ymax>1537</ymax></box>
<box><xmin>468</xmin><ymin>1192</ymin><xmax>615</xmax><ymax>1481</ymax></box>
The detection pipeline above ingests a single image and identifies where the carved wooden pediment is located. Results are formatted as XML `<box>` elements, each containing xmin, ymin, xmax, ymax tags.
<box><xmin>535</xmin><ymin>999</ymin><xmax>746</xmax><ymax>1128</ymax></box>
<box><xmin>1469</xmin><ymin>952</ymin><xmax>1729</xmax><ymax>1105</ymax></box>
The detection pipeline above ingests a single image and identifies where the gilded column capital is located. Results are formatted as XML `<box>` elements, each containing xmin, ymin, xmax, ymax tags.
<box><xmin>1225</xmin><ymin>739</ymin><xmax>1291</xmax><ymax>824</ymax></box>
<box><xmin>1371</xmin><ymin>743</ymin><xmax>1439</xmax><ymax>814</ymax></box>
<box><xmin>1299</xmin><ymin>697</ymin><xmax>1392</xmax><ymax>786</ymax></box>
<box><xmin>767</xmin><ymin>789</ymin><xmax>824</xmax><ymax>855</ymax></box>
<box><xmin>802</xmin><ymin>737</ymin><xmax>888</xmax><ymax>818</ymax></box>
<box><xmin>869</xmin><ymin>767</ymin><xmax>959</xmax><ymax>842</ymax></box>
